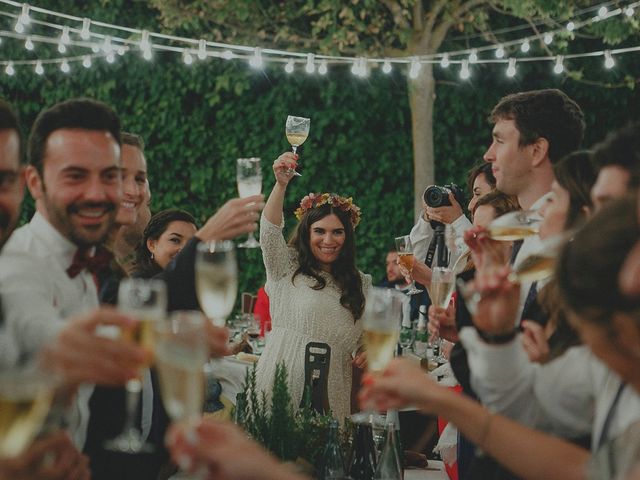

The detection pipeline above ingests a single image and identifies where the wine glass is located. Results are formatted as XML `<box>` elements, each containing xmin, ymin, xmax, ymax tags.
<box><xmin>285</xmin><ymin>115</ymin><xmax>310</xmax><ymax>177</ymax></box>
<box><xmin>354</xmin><ymin>287</ymin><xmax>403</xmax><ymax>425</ymax></box>
<box><xmin>236</xmin><ymin>158</ymin><xmax>262</xmax><ymax>249</ymax></box>
<box><xmin>394</xmin><ymin>235</ymin><xmax>423</xmax><ymax>295</ymax></box>
<box><xmin>154</xmin><ymin>311</ymin><xmax>209</xmax><ymax>479</ymax></box>
<box><xmin>105</xmin><ymin>278</ymin><xmax>167</xmax><ymax>453</ymax></box>
<box><xmin>488</xmin><ymin>209</ymin><xmax>542</xmax><ymax>241</ymax></box>
<box><xmin>0</xmin><ymin>364</ymin><xmax>56</xmax><ymax>459</ymax></box>
<box><xmin>195</xmin><ymin>240</ymin><xmax>238</xmax><ymax>327</ymax></box>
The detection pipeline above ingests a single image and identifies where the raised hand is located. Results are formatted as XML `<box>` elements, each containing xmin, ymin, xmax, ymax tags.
<box><xmin>521</xmin><ymin>320</ymin><xmax>550</xmax><ymax>364</ymax></box>
<box><xmin>428</xmin><ymin>302</ymin><xmax>458</xmax><ymax>342</ymax></box>
<box><xmin>472</xmin><ymin>265</ymin><xmax>520</xmax><ymax>335</ymax></box>
<box><xmin>272</xmin><ymin>152</ymin><xmax>298</xmax><ymax>187</ymax></box>
<box><xmin>196</xmin><ymin>196</ymin><xmax>265</xmax><ymax>242</ymax></box>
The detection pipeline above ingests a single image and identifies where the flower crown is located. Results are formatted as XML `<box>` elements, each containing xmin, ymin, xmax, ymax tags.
<box><xmin>294</xmin><ymin>192</ymin><xmax>362</xmax><ymax>228</ymax></box>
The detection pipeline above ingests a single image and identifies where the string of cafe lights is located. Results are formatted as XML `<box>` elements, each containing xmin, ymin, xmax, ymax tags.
<box><xmin>0</xmin><ymin>0</ymin><xmax>638</xmax><ymax>79</ymax></box>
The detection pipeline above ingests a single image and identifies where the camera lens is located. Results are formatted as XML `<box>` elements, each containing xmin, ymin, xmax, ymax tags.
<box><xmin>424</xmin><ymin>186</ymin><xmax>447</xmax><ymax>208</ymax></box>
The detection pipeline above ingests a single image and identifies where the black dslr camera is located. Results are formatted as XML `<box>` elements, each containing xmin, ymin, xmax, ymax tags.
<box><xmin>423</xmin><ymin>183</ymin><xmax>466</xmax><ymax>209</ymax></box>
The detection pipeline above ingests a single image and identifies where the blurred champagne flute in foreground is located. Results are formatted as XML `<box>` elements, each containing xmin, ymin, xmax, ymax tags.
<box><xmin>0</xmin><ymin>365</ymin><xmax>55</xmax><ymax>458</ymax></box>
<box><xmin>236</xmin><ymin>157</ymin><xmax>262</xmax><ymax>249</ymax></box>
<box><xmin>285</xmin><ymin>115</ymin><xmax>310</xmax><ymax>177</ymax></box>
<box><xmin>363</xmin><ymin>287</ymin><xmax>404</xmax><ymax>374</ymax></box>
<box><xmin>195</xmin><ymin>240</ymin><xmax>238</xmax><ymax>327</ymax></box>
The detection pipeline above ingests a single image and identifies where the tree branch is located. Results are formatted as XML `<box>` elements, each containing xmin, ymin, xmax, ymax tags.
<box><xmin>381</xmin><ymin>0</ymin><xmax>410</xmax><ymax>30</ymax></box>
<box><xmin>425</xmin><ymin>0</ymin><xmax>491</xmax><ymax>52</ymax></box>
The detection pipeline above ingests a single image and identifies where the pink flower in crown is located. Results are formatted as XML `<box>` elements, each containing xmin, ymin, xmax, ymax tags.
<box><xmin>295</xmin><ymin>191</ymin><xmax>362</xmax><ymax>227</ymax></box>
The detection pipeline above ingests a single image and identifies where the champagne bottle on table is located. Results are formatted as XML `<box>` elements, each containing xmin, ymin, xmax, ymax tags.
<box><xmin>349</xmin><ymin>422</ymin><xmax>377</xmax><ymax>480</ymax></box>
<box><xmin>386</xmin><ymin>410</ymin><xmax>404</xmax><ymax>479</ymax></box>
<box><xmin>319</xmin><ymin>420</ymin><xmax>347</xmax><ymax>480</ymax></box>
<box><xmin>413</xmin><ymin>305</ymin><xmax>429</xmax><ymax>358</ymax></box>
<box><xmin>373</xmin><ymin>421</ymin><xmax>403</xmax><ymax>480</ymax></box>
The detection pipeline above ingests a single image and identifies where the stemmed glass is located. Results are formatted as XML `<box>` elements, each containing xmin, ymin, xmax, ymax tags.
<box><xmin>394</xmin><ymin>235</ymin><xmax>423</xmax><ymax>295</ymax></box>
<box><xmin>0</xmin><ymin>364</ymin><xmax>56</xmax><ymax>459</ymax></box>
<box><xmin>236</xmin><ymin>158</ymin><xmax>262</xmax><ymax>249</ymax></box>
<box><xmin>285</xmin><ymin>115</ymin><xmax>310</xmax><ymax>177</ymax></box>
<box><xmin>195</xmin><ymin>240</ymin><xmax>238</xmax><ymax>327</ymax></box>
<box><xmin>105</xmin><ymin>278</ymin><xmax>167</xmax><ymax>453</ymax></box>
<box><xmin>488</xmin><ymin>209</ymin><xmax>542</xmax><ymax>241</ymax></box>
<box><xmin>354</xmin><ymin>287</ymin><xmax>404</xmax><ymax>425</ymax></box>
<box><xmin>155</xmin><ymin>311</ymin><xmax>209</xmax><ymax>479</ymax></box>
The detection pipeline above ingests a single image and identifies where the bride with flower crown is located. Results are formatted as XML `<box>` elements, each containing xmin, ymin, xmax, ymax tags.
<box><xmin>255</xmin><ymin>151</ymin><xmax>371</xmax><ymax>422</ymax></box>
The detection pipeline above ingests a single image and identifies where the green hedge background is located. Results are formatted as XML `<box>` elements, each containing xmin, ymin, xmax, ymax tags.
<box><xmin>1</xmin><ymin>1</ymin><xmax>639</xmax><ymax>304</ymax></box>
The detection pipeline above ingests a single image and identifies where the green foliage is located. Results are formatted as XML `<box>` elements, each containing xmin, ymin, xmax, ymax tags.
<box><xmin>238</xmin><ymin>362</ymin><xmax>336</xmax><ymax>469</ymax></box>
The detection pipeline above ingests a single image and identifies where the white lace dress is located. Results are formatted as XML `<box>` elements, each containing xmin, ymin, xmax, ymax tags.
<box><xmin>256</xmin><ymin>214</ymin><xmax>372</xmax><ymax>423</ymax></box>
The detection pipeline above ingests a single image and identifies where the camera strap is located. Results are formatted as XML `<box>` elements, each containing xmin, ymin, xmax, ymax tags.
<box><xmin>424</xmin><ymin>235</ymin><xmax>437</xmax><ymax>268</ymax></box>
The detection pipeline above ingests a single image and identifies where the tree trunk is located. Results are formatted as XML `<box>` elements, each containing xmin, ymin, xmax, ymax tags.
<box><xmin>408</xmin><ymin>62</ymin><xmax>436</xmax><ymax>219</ymax></box>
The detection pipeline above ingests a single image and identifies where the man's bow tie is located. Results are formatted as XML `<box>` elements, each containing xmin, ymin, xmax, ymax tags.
<box><xmin>66</xmin><ymin>247</ymin><xmax>113</xmax><ymax>278</ymax></box>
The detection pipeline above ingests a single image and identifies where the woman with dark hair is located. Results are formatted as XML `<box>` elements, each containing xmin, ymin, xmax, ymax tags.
<box><xmin>255</xmin><ymin>152</ymin><xmax>371</xmax><ymax>422</ymax></box>
<box><xmin>133</xmin><ymin>209</ymin><xmax>197</xmax><ymax>278</ymax></box>
<box><xmin>467</xmin><ymin>162</ymin><xmax>497</xmax><ymax>213</ymax></box>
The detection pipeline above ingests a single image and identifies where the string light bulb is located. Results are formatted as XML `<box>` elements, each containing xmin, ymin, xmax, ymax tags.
<box><xmin>82</xmin><ymin>55</ymin><xmax>92</xmax><ymax>68</ymax></box>
<box><xmin>544</xmin><ymin>33</ymin><xmax>553</xmax><ymax>45</ymax></box>
<box><xmin>521</xmin><ymin>39</ymin><xmax>530</xmax><ymax>53</ymax></box>
<box><xmin>566</xmin><ymin>21</ymin><xmax>575</xmax><ymax>32</ymax></box>
<box><xmin>60</xmin><ymin>59</ymin><xmax>70</xmax><ymax>73</ymax></box>
<box><xmin>553</xmin><ymin>55</ymin><xmax>564</xmax><ymax>74</ymax></box>
<box><xmin>140</xmin><ymin>30</ymin><xmax>151</xmax><ymax>53</ymax></box>
<box><xmin>91</xmin><ymin>45</ymin><xmax>99</xmax><ymax>53</ymax></box>
<box><xmin>469</xmin><ymin>49</ymin><xmax>478</xmax><ymax>63</ymax></box>
<box><xmin>106</xmin><ymin>51</ymin><xmax>116</xmax><ymax>63</ymax></box>
<box><xmin>459</xmin><ymin>60</ymin><xmax>470</xmax><ymax>80</ymax></box>
<box><xmin>197</xmin><ymin>39</ymin><xmax>207</xmax><ymax>60</ymax></box>
<box><xmin>34</xmin><ymin>60</ymin><xmax>44</xmax><ymax>75</ymax></box>
<box><xmin>80</xmin><ymin>18</ymin><xmax>91</xmax><ymax>40</ymax></box>
<box><xmin>604</xmin><ymin>50</ymin><xmax>615</xmax><ymax>69</ymax></box>
<box><xmin>495</xmin><ymin>45</ymin><xmax>505</xmax><ymax>59</ymax></box>
<box><xmin>25</xmin><ymin>37</ymin><xmax>34</xmax><ymax>51</ymax></box>
<box><xmin>318</xmin><ymin>60</ymin><xmax>328</xmax><ymax>75</ymax></box>
<box><xmin>382</xmin><ymin>59</ymin><xmax>392</xmax><ymax>74</ymax></box>
<box><xmin>117</xmin><ymin>46</ymin><xmax>126</xmax><ymax>56</ymax></box>
<box><xmin>440</xmin><ymin>54</ymin><xmax>450</xmax><ymax>68</ymax></box>
<box><xmin>625</xmin><ymin>6</ymin><xmax>635</xmax><ymax>16</ymax></box>
<box><xmin>249</xmin><ymin>48</ymin><xmax>263</xmax><ymax>68</ymax></box>
<box><xmin>60</xmin><ymin>26</ymin><xmax>71</xmax><ymax>45</ymax></box>
<box><xmin>506</xmin><ymin>58</ymin><xmax>517</xmax><ymax>77</ymax></box>
<box><xmin>5</xmin><ymin>62</ymin><xmax>15</xmax><ymax>76</ymax></box>
<box><xmin>222</xmin><ymin>50</ymin><xmax>234</xmax><ymax>60</ymax></box>
<box><xmin>19</xmin><ymin>4</ymin><xmax>31</xmax><ymax>25</ymax></box>
<box><xmin>284</xmin><ymin>59</ymin><xmax>294</xmax><ymax>73</ymax></box>
<box><xmin>409</xmin><ymin>58</ymin><xmax>421</xmax><ymax>79</ymax></box>
<box><xmin>305</xmin><ymin>53</ymin><xmax>315</xmax><ymax>74</ymax></box>
<box><xmin>183</xmin><ymin>50</ymin><xmax>194</xmax><ymax>65</ymax></box>
<box><xmin>598</xmin><ymin>6</ymin><xmax>608</xmax><ymax>18</ymax></box>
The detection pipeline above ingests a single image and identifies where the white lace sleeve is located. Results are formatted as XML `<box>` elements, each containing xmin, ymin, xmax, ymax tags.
<box><xmin>260</xmin><ymin>214</ymin><xmax>295</xmax><ymax>283</ymax></box>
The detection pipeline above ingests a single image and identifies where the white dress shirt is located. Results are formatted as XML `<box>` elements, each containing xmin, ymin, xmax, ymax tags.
<box><xmin>0</xmin><ymin>212</ymin><xmax>100</xmax><ymax>448</ymax></box>
<box><xmin>409</xmin><ymin>214</ymin><xmax>471</xmax><ymax>267</ymax></box>
<box><xmin>460</xmin><ymin>327</ymin><xmax>640</xmax><ymax>447</ymax></box>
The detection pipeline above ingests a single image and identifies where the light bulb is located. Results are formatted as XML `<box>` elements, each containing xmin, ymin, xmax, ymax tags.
<box><xmin>60</xmin><ymin>26</ymin><xmax>70</xmax><ymax>45</ymax></box>
<box><xmin>60</xmin><ymin>60</ymin><xmax>70</xmax><ymax>73</ymax></box>
<box><xmin>495</xmin><ymin>45</ymin><xmax>505</xmax><ymax>59</ymax></box>
<box><xmin>506</xmin><ymin>58</ymin><xmax>516</xmax><ymax>77</ymax></box>
<box><xmin>553</xmin><ymin>56</ymin><xmax>564</xmax><ymax>74</ymax></box>
<box><xmin>469</xmin><ymin>49</ymin><xmax>478</xmax><ymax>63</ymax></box>
<box><xmin>140</xmin><ymin>31</ymin><xmax>151</xmax><ymax>52</ymax></box>
<box><xmin>566</xmin><ymin>21</ymin><xmax>575</xmax><ymax>32</ymax></box>
<box><xmin>222</xmin><ymin>50</ymin><xmax>234</xmax><ymax>60</ymax></box>
<box><xmin>284</xmin><ymin>59</ymin><xmax>294</xmax><ymax>73</ymax></box>
<box><xmin>543</xmin><ymin>33</ymin><xmax>553</xmax><ymax>45</ymax></box>
<box><xmin>598</xmin><ymin>6</ymin><xmax>608</xmax><ymax>18</ymax></box>
<box><xmin>80</xmin><ymin>18</ymin><xmax>91</xmax><ymax>40</ymax></box>
<box><xmin>409</xmin><ymin>58</ymin><xmax>421</xmax><ymax>79</ymax></box>
<box><xmin>625</xmin><ymin>6</ymin><xmax>634</xmax><ymax>16</ymax></box>
<box><xmin>142</xmin><ymin>49</ymin><xmax>152</xmax><ymax>61</ymax></box>
<box><xmin>5</xmin><ymin>62</ymin><xmax>15</xmax><ymax>76</ymax></box>
<box><xmin>440</xmin><ymin>54</ymin><xmax>450</xmax><ymax>68</ymax></box>
<box><xmin>57</xmin><ymin>43</ymin><xmax>67</xmax><ymax>54</ymax></box>
<box><xmin>117</xmin><ymin>46</ymin><xmax>126</xmax><ymax>56</ymax></box>
<box><xmin>82</xmin><ymin>55</ymin><xmax>92</xmax><ymax>68</ymax></box>
<box><xmin>106</xmin><ymin>52</ymin><xmax>115</xmax><ymax>63</ymax></box>
<box><xmin>604</xmin><ymin>50</ymin><xmax>614</xmax><ymax>69</ymax></box>
<box><xmin>91</xmin><ymin>45</ymin><xmax>100</xmax><ymax>53</ymax></box>
<box><xmin>14</xmin><ymin>21</ymin><xmax>25</xmax><ymax>33</ymax></box>
<box><xmin>25</xmin><ymin>37</ymin><xmax>34</xmax><ymax>51</ymax></box>
<box><xmin>520</xmin><ymin>39</ymin><xmax>530</xmax><ymax>53</ymax></box>
<box><xmin>183</xmin><ymin>51</ymin><xmax>194</xmax><ymax>65</ymax></box>
<box><xmin>382</xmin><ymin>59</ymin><xmax>392</xmax><ymax>74</ymax></box>
<box><xmin>459</xmin><ymin>60</ymin><xmax>470</xmax><ymax>79</ymax></box>
<box><xmin>197</xmin><ymin>39</ymin><xmax>207</xmax><ymax>60</ymax></box>
<box><xmin>35</xmin><ymin>61</ymin><xmax>44</xmax><ymax>75</ymax></box>
<box><xmin>318</xmin><ymin>60</ymin><xmax>328</xmax><ymax>75</ymax></box>
<box><xmin>305</xmin><ymin>53</ymin><xmax>315</xmax><ymax>74</ymax></box>
<box><xmin>249</xmin><ymin>48</ymin><xmax>263</xmax><ymax>68</ymax></box>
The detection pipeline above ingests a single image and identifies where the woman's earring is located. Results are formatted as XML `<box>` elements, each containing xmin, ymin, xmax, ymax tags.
<box><xmin>151</xmin><ymin>252</ymin><xmax>154</xmax><ymax>260</ymax></box>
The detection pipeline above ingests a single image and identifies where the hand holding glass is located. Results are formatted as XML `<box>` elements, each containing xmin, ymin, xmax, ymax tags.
<box><xmin>394</xmin><ymin>235</ymin><xmax>423</xmax><ymax>295</ymax></box>
<box><xmin>236</xmin><ymin>157</ymin><xmax>262</xmax><ymax>249</ymax></box>
<box><xmin>195</xmin><ymin>240</ymin><xmax>238</xmax><ymax>327</ymax></box>
<box><xmin>285</xmin><ymin>115</ymin><xmax>310</xmax><ymax>177</ymax></box>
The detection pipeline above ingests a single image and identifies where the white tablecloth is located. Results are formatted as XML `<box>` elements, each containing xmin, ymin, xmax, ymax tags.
<box><xmin>212</xmin><ymin>356</ymin><xmax>254</xmax><ymax>404</ymax></box>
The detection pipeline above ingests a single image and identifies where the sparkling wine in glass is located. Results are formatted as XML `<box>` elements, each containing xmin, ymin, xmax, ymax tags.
<box><xmin>354</xmin><ymin>288</ymin><xmax>403</xmax><ymax>425</ymax></box>
<box><xmin>236</xmin><ymin>157</ymin><xmax>262</xmax><ymax>249</ymax></box>
<box><xmin>285</xmin><ymin>115</ymin><xmax>310</xmax><ymax>177</ymax></box>
<box><xmin>155</xmin><ymin>311</ymin><xmax>208</xmax><ymax>479</ymax></box>
<box><xmin>195</xmin><ymin>240</ymin><xmax>238</xmax><ymax>327</ymax></box>
<box><xmin>394</xmin><ymin>235</ymin><xmax>423</xmax><ymax>295</ymax></box>
<box><xmin>105</xmin><ymin>278</ymin><xmax>167</xmax><ymax>453</ymax></box>
<box><xmin>0</xmin><ymin>365</ymin><xmax>55</xmax><ymax>459</ymax></box>
<box><xmin>488</xmin><ymin>209</ymin><xmax>542</xmax><ymax>241</ymax></box>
